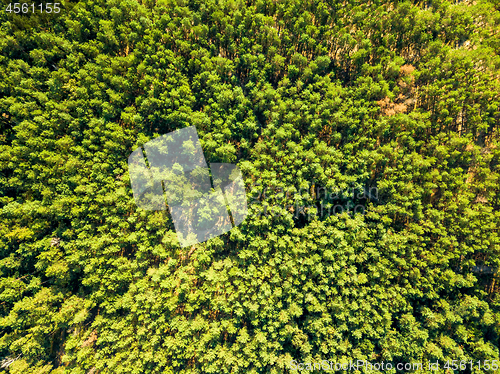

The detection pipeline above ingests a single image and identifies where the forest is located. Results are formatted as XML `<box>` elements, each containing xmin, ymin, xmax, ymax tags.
<box><xmin>0</xmin><ymin>0</ymin><xmax>500</xmax><ymax>372</ymax></box>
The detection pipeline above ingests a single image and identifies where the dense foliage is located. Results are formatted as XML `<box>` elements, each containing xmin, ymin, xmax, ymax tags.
<box><xmin>1</xmin><ymin>0</ymin><xmax>500</xmax><ymax>372</ymax></box>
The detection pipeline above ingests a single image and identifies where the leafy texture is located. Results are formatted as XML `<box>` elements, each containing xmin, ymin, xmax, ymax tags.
<box><xmin>0</xmin><ymin>0</ymin><xmax>499</xmax><ymax>372</ymax></box>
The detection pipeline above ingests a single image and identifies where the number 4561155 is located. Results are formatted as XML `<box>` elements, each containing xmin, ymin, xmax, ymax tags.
<box><xmin>5</xmin><ymin>3</ymin><xmax>61</xmax><ymax>13</ymax></box>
